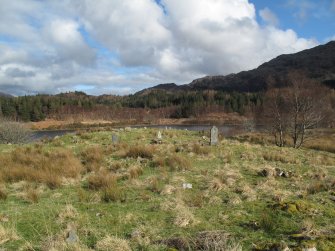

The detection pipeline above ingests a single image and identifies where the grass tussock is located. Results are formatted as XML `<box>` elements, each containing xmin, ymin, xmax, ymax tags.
<box><xmin>309</xmin><ymin>154</ymin><xmax>335</xmax><ymax>166</ymax></box>
<box><xmin>0</xmin><ymin>224</ymin><xmax>19</xmax><ymax>245</ymax></box>
<box><xmin>101</xmin><ymin>186</ymin><xmax>126</xmax><ymax>203</ymax></box>
<box><xmin>166</xmin><ymin>154</ymin><xmax>191</xmax><ymax>171</ymax></box>
<box><xmin>0</xmin><ymin>185</ymin><xmax>7</xmax><ymax>201</ymax></box>
<box><xmin>194</xmin><ymin>231</ymin><xmax>242</xmax><ymax>251</ymax></box>
<box><xmin>210</xmin><ymin>169</ymin><xmax>242</xmax><ymax>191</ymax></box>
<box><xmin>192</xmin><ymin>143</ymin><xmax>210</xmax><ymax>155</ymax></box>
<box><xmin>173</xmin><ymin>204</ymin><xmax>198</xmax><ymax>227</ymax></box>
<box><xmin>109</xmin><ymin>160</ymin><xmax>124</xmax><ymax>171</ymax></box>
<box><xmin>80</xmin><ymin>146</ymin><xmax>105</xmax><ymax>172</ymax></box>
<box><xmin>87</xmin><ymin>171</ymin><xmax>117</xmax><ymax>190</ymax></box>
<box><xmin>147</xmin><ymin>176</ymin><xmax>162</xmax><ymax>193</ymax></box>
<box><xmin>124</xmin><ymin>145</ymin><xmax>154</xmax><ymax>159</ymax></box>
<box><xmin>96</xmin><ymin>235</ymin><xmax>131</xmax><ymax>251</ymax></box>
<box><xmin>128</xmin><ymin>165</ymin><xmax>143</xmax><ymax>179</ymax></box>
<box><xmin>262</xmin><ymin>151</ymin><xmax>298</xmax><ymax>164</ymax></box>
<box><xmin>58</xmin><ymin>204</ymin><xmax>78</xmax><ymax>223</ymax></box>
<box><xmin>0</xmin><ymin>147</ymin><xmax>83</xmax><ymax>188</ymax></box>
<box><xmin>307</xmin><ymin>178</ymin><xmax>335</xmax><ymax>194</ymax></box>
<box><xmin>23</xmin><ymin>188</ymin><xmax>39</xmax><ymax>203</ymax></box>
<box><xmin>305</xmin><ymin>136</ymin><xmax>335</xmax><ymax>153</ymax></box>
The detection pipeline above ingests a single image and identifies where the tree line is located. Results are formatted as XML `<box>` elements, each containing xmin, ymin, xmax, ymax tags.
<box><xmin>0</xmin><ymin>90</ymin><xmax>264</xmax><ymax>121</ymax></box>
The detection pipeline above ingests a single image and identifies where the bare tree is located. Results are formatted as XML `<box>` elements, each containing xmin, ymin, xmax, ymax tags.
<box><xmin>263</xmin><ymin>88</ymin><xmax>288</xmax><ymax>147</ymax></box>
<box><xmin>262</xmin><ymin>73</ymin><xmax>330</xmax><ymax>148</ymax></box>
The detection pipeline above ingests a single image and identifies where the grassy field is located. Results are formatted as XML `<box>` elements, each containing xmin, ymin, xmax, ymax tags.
<box><xmin>0</xmin><ymin>128</ymin><xmax>334</xmax><ymax>250</ymax></box>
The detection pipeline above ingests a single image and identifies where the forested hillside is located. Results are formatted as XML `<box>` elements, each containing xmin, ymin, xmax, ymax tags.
<box><xmin>0</xmin><ymin>91</ymin><xmax>264</xmax><ymax>122</ymax></box>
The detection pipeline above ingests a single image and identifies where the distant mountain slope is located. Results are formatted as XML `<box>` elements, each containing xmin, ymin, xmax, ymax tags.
<box><xmin>0</xmin><ymin>91</ymin><xmax>13</xmax><ymax>97</ymax></box>
<box><xmin>143</xmin><ymin>41</ymin><xmax>335</xmax><ymax>93</ymax></box>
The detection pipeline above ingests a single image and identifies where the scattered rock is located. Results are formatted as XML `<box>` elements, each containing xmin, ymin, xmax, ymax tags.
<box><xmin>258</xmin><ymin>167</ymin><xmax>292</xmax><ymax>178</ymax></box>
<box><xmin>66</xmin><ymin>229</ymin><xmax>79</xmax><ymax>244</ymax></box>
<box><xmin>329</xmin><ymin>195</ymin><xmax>335</xmax><ymax>202</ymax></box>
<box><xmin>258</xmin><ymin>167</ymin><xmax>276</xmax><ymax>177</ymax></box>
<box><xmin>275</xmin><ymin>168</ymin><xmax>292</xmax><ymax>178</ymax></box>
<box><xmin>150</xmin><ymin>139</ymin><xmax>162</xmax><ymax>144</ymax></box>
<box><xmin>182</xmin><ymin>183</ymin><xmax>192</xmax><ymax>189</ymax></box>
<box><xmin>302</xmin><ymin>247</ymin><xmax>317</xmax><ymax>251</ymax></box>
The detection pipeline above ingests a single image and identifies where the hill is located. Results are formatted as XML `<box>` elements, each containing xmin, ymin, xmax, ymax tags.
<box><xmin>0</xmin><ymin>91</ymin><xmax>13</xmax><ymax>98</ymax></box>
<box><xmin>144</xmin><ymin>41</ymin><xmax>335</xmax><ymax>93</ymax></box>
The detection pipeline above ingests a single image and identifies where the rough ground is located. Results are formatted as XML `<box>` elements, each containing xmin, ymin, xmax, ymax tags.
<box><xmin>0</xmin><ymin>128</ymin><xmax>334</xmax><ymax>250</ymax></box>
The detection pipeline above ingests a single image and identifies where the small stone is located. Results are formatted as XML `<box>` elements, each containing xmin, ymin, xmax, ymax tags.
<box><xmin>302</xmin><ymin>248</ymin><xmax>317</xmax><ymax>251</ymax></box>
<box><xmin>131</xmin><ymin>229</ymin><xmax>142</xmax><ymax>239</ymax></box>
<box><xmin>182</xmin><ymin>183</ymin><xmax>192</xmax><ymax>189</ymax></box>
<box><xmin>66</xmin><ymin>230</ymin><xmax>79</xmax><ymax>244</ymax></box>
<box><xmin>329</xmin><ymin>196</ymin><xmax>335</xmax><ymax>202</ymax></box>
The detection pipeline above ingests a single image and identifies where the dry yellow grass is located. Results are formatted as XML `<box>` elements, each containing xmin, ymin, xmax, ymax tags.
<box><xmin>0</xmin><ymin>224</ymin><xmax>19</xmax><ymax>245</ymax></box>
<box><xmin>124</xmin><ymin>145</ymin><xmax>155</xmax><ymax>159</ymax></box>
<box><xmin>0</xmin><ymin>147</ymin><xmax>83</xmax><ymax>188</ymax></box>
<box><xmin>95</xmin><ymin>235</ymin><xmax>132</xmax><ymax>251</ymax></box>
<box><xmin>87</xmin><ymin>171</ymin><xmax>117</xmax><ymax>190</ymax></box>
<box><xmin>80</xmin><ymin>146</ymin><xmax>105</xmax><ymax>172</ymax></box>
<box><xmin>128</xmin><ymin>165</ymin><xmax>143</xmax><ymax>179</ymax></box>
<box><xmin>166</xmin><ymin>154</ymin><xmax>192</xmax><ymax>171</ymax></box>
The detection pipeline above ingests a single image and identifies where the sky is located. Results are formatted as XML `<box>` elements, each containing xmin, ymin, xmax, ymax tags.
<box><xmin>0</xmin><ymin>0</ymin><xmax>334</xmax><ymax>96</ymax></box>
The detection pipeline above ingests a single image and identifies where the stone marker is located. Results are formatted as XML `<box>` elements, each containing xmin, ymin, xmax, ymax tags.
<box><xmin>157</xmin><ymin>131</ymin><xmax>162</xmax><ymax>140</ymax></box>
<box><xmin>112</xmin><ymin>134</ymin><xmax>119</xmax><ymax>143</ymax></box>
<box><xmin>66</xmin><ymin>229</ymin><xmax>79</xmax><ymax>244</ymax></box>
<box><xmin>210</xmin><ymin>126</ymin><xmax>218</xmax><ymax>146</ymax></box>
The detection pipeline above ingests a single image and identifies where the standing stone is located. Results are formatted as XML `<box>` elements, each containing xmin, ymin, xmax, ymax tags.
<box><xmin>210</xmin><ymin>126</ymin><xmax>218</xmax><ymax>146</ymax></box>
<box><xmin>112</xmin><ymin>134</ymin><xmax>119</xmax><ymax>143</ymax></box>
<box><xmin>157</xmin><ymin>131</ymin><xmax>162</xmax><ymax>140</ymax></box>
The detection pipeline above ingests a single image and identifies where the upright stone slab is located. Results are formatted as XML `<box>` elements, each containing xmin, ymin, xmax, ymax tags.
<box><xmin>112</xmin><ymin>134</ymin><xmax>119</xmax><ymax>143</ymax></box>
<box><xmin>210</xmin><ymin>126</ymin><xmax>218</xmax><ymax>146</ymax></box>
<box><xmin>157</xmin><ymin>131</ymin><xmax>162</xmax><ymax>140</ymax></box>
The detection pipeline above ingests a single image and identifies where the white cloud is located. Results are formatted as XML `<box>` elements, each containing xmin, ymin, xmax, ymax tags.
<box><xmin>0</xmin><ymin>0</ymin><xmax>319</xmax><ymax>95</ymax></box>
<box><xmin>259</xmin><ymin>7</ymin><xmax>279</xmax><ymax>26</ymax></box>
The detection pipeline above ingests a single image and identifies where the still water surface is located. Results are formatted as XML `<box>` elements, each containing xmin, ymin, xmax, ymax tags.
<box><xmin>31</xmin><ymin>124</ymin><xmax>255</xmax><ymax>141</ymax></box>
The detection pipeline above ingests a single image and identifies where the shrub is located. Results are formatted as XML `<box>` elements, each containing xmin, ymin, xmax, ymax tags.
<box><xmin>0</xmin><ymin>119</ymin><xmax>31</xmax><ymax>144</ymax></box>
